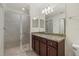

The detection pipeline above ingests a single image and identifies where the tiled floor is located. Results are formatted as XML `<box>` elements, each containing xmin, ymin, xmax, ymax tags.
<box><xmin>4</xmin><ymin>44</ymin><xmax>37</xmax><ymax>56</ymax></box>
<box><xmin>25</xmin><ymin>50</ymin><xmax>37</xmax><ymax>56</ymax></box>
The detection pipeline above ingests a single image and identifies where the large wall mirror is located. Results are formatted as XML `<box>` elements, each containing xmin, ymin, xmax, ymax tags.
<box><xmin>32</xmin><ymin>18</ymin><xmax>39</xmax><ymax>27</ymax></box>
<box><xmin>40</xmin><ymin>19</ymin><xmax>44</xmax><ymax>28</ymax></box>
<box><xmin>45</xmin><ymin>3</ymin><xmax>66</xmax><ymax>35</ymax></box>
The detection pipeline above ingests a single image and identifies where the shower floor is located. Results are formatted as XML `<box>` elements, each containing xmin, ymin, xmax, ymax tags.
<box><xmin>4</xmin><ymin>44</ymin><xmax>37</xmax><ymax>56</ymax></box>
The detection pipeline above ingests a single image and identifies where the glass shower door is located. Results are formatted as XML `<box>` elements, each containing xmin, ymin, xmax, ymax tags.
<box><xmin>4</xmin><ymin>10</ymin><xmax>21</xmax><ymax>55</ymax></box>
<box><xmin>21</xmin><ymin>14</ymin><xmax>30</xmax><ymax>51</ymax></box>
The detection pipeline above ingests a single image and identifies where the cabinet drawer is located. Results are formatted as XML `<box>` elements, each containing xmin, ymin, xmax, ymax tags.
<box><xmin>39</xmin><ymin>37</ymin><xmax>47</xmax><ymax>43</ymax></box>
<box><xmin>47</xmin><ymin>40</ymin><xmax>57</xmax><ymax>48</ymax></box>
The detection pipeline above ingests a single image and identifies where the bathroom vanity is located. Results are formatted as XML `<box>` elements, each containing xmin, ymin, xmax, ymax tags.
<box><xmin>31</xmin><ymin>3</ymin><xmax>66</xmax><ymax>56</ymax></box>
<box><xmin>32</xmin><ymin>32</ymin><xmax>65</xmax><ymax>56</ymax></box>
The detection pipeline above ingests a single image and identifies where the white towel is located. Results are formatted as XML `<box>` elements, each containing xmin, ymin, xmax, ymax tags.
<box><xmin>72</xmin><ymin>44</ymin><xmax>79</xmax><ymax>49</ymax></box>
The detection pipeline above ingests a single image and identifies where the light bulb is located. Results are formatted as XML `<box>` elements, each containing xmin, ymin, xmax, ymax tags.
<box><xmin>47</xmin><ymin>7</ymin><xmax>51</xmax><ymax>11</ymax></box>
<box><xmin>33</xmin><ymin>17</ymin><xmax>37</xmax><ymax>20</ymax></box>
<box><xmin>22</xmin><ymin>8</ymin><xmax>25</xmax><ymax>11</ymax></box>
<box><xmin>44</xmin><ymin>8</ymin><xmax>47</xmax><ymax>12</ymax></box>
<box><xmin>42</xmin><ymin>10</ymin><xmax>45</xmax><ymax>14</ymax></box>
<box><xmin>51</xmin><ymin>8</ymin><xmax>53</xmax><ymax>12</ymax></box>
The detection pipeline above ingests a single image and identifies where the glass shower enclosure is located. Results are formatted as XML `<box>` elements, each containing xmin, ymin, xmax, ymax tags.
<box><xmin>4</xmin><ymin>8</ymin><xmax>30</xmax><ymax>56</ymax></box>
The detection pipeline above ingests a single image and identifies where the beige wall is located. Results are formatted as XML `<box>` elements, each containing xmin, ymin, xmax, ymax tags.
<box><xmin>0</xmin><ymin>6</ymin><xmax>4</xmax><ymax>55</ymax></box>
<box><xmin>65</xmin><ymin>3</ymin><xmax>79</xmax><ymax>56</ymax></box>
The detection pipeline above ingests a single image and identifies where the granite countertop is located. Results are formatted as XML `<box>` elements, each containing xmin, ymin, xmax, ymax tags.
<box><xmin>32</xmin><ymin>32</ymin><xmax>65</xmax><ymax>42</ymax></box>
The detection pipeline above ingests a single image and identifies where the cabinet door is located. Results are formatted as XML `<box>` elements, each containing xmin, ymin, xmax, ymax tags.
<box><xmin>32</xmin><ymin>35</ymin><xmax>35</xmax><ymax>50</ymax></box>
<box><xmin>34</xmin><ymin>39</ymin><xmax>39</xmax><ymax>55</ymax></box>
<box><xmin>40</xmin><ymin>42</ymin><xmax>46</xmax><ymax>56</ymax></box>
<box><xmin>47</xmin><ymin>46</ymin><xmax>57</xmax><ymax>56</ymax></box>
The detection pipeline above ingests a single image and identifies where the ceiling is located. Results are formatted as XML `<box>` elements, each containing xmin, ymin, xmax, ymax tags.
<box><xmin>29</xmin><ymin>3</ymin><xmax>58</xmax><ymax>11</ymax></box>
<box><xmin>0</xmin><ymin>3</ymin><xmax>65</xmax><ymax>16</ymax></box>
<box><xmin>29</xmin><ymin>3</ymin><xmax>65</xmax><ymax>16</ymax></box>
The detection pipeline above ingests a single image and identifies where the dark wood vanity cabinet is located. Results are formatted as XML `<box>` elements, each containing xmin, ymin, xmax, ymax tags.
<box><xmin>32</xmin><ymin>35</ymin><xmax>35</xmax><ymax>51</ymax></box>
<box><xmin>32</xmin><ymin>38</ymin><xmax>35</xmax><ymax>50</ymax></box>
<box><xmin>47</xmin><ymin>40</ymin><xmax>57</xmax><ymax>56</ymax></box>
<box><xmin>32</xmin><ymin>35</ymin><xmax>40</xmax><ymax>55</ymax></box>
<box><xmin>39</xmin><ymin>37</ymin><xmax>47</xmax><ymax>56</ymax></box>
<box><xmin>47</xmin><ymin>45</ymin><xmax>57</xmax><ymax>56</ymax></box>
<box><xmin>40</xmin><ymin>42</ymin><xmax>46</xmax><ymax>56</ymax></box>
<box><xmin>32</xmin><ymin>35</ymin><xmax>65</xmax><ymax>56</ymax></box>
<box><xmin>34</xmin><ymin>39</ymin><xmax>39</xmax><ymax>55</ymax></box>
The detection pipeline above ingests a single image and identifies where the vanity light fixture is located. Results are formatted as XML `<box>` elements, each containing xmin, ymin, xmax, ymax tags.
<box><xmin>44</xmin><ymin>8</ymin><xmax>48</xmax><ymax>15</ymax></box>
<box><xmin>47</xmin><ymin>7</ymin><xmax>51</xmax><ymax>14</ymax></box>
<box><xmin>42</xmin><ymin>6</ymin><xmax>53</xmax><ymax>15</ymax></box>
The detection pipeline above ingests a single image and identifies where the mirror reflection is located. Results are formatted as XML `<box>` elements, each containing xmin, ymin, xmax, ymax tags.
<box><xmin>45</xmin><ymin>4</ymin><xmax>65</xmax><ymax>35</ymax></box>
<box><xmin>32</xmin><ymin>3</ymin><xmax>66</xmax><ymax>35</ymax></box>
